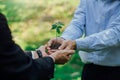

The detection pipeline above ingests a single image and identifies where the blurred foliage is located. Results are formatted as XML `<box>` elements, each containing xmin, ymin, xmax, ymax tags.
<box><xmin>0</xmin><ymin>0</ymin><xmax>84</xmax><ymax>80</ymax></box>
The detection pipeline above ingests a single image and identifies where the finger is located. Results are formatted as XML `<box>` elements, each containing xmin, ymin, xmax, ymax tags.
<box><xmin>68</xmin><ymin>55</ymin><xmax>72</xmax><ymax>58</ymax></box>
<box><xmin>47</xmin><ymin>49</ymin><xmax>58</xmax><ymax>53</ymax></box>
<box><xmin>39</xmin><ymin>45</ymin><xmax>45</xmax><ymax>51</ymax></box>
<box><xmin>65</xmin><ymin>50</ymin><xmax>75</xmax><ymax>55</ymax></box>
<box><xmin>65</xmin><ymin>46</ymin><xmax>71</xmax><ymax>50</ymax></box>
<box><xmin>44</xmin><ymin>44</ymin><xmax>47</xmax><ymax>48</ymax></box>
<box><xmin>39</xmin><ymin>45</ymin><xmax>46</xmax><ymax>53</ymax></box>
<box><xmin>44</xmin><ymin>44</ymin><xmax>48</xmax><ymax>51</ymax></box>
<box><xmin>66</xmin><ymin>55</ymin><xmax>71</xmax><ymax>61</ymax></box>
<box><xmin>39</xmin><ymin>45</ymin><xmax>49</xmax><ymax>57</ymax></box>
<box><xmin>46</xmin><ymin>44</ymin><xmax>51</xmax><ymax>50</ymax></box>
<box><xmin>47</xmin><ymin>52</ymin><xmax>52</xmax><ymax>55</ymax></box>
<box><xmin>65</xmin><ymin>55</ymin><xmax>71</xmax><ymax>61</ymax></box>
<box><xmin>58</xmin><ymin>42</ymin><xmax>67</xmax><ymax>50</ymax></box>
<box><xmin>42</xmin><ymin>52</ymin><xmax>48</xmax><ymax>57</ymax></box>
<box><xmin>47</xmin><ymin>50</ymin><xmax>55</xmax><ymax>55</ymax></box>
<box><xmin>50</xmin><ymin>49</ymin><xmax>59</xmax><ymax>52</ymax></box>
<box><xmin>47</xmin><ymin>38</ymin><xmax>58</xmax><ymax>50</ymax></box>
<box><xmin>47</xmin><ymin>39</ymin><xmax>54</xmax><ymax>49</ymax></box>
<box><xmin>46</xmin><ymin>43</ymin><xmax>51</xmax><ymax>50</ymax></box>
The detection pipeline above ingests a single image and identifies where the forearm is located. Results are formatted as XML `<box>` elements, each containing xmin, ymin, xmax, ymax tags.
<box><xmin>1</xmin><ymin>44</ymin><xmax>54</xmax><ymax>79</ymax></box>
<box><xmin>76</xmin><ymin>25</ymin><xmax>120</xmax><ymax>52</ymax></box>
<box><xmin>61</xmin><ymin>25</ymin><xmax>84</xmax><ymax>40</ymax></box>
<box><xmin>76</xmin><ymin>13</ymin><xmax>120</xmax><ymax>52</ymax></box>
<box><xmin>61</xmin><ymin>0</ymin><xmax>86</xmax><ymax>40</ymax></box>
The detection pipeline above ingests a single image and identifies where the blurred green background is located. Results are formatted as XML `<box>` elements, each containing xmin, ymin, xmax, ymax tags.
<box><xmin>0</xmin><ymin>0</ymin><xmax>84</xmax><ymax>80</ymax></box>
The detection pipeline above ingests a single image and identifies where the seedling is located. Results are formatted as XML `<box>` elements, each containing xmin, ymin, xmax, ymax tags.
<box><xmin>50</xmin><ymin>21</ymin><xmax>64</xmax><ymax>49</ymax></box>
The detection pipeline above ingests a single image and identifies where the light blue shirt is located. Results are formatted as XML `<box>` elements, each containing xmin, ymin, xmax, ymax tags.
<box><xmin>61</xmin><ymin>0</ymin><xmax>120</xmax><ymax>66</ymax></box>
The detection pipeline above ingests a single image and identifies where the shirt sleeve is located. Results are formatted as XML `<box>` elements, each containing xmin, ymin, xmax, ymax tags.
<box><xmin>61</xmin><ymin>0</ymin><xmax>86</xmax><ymax>40</ymax></box>
<box><xmin>75</xmin><ymin>14</ymin><xmax>120</xmax><ymax>52</ymax></box>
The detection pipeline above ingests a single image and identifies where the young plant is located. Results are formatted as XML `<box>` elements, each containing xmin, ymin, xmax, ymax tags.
<box><xmin>50</xmin><ymin>21</ymin><xmax>64</xmax><ymax>49</ymax></box>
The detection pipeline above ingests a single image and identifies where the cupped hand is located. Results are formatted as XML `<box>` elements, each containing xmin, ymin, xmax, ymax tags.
<box><xmin>50</xmin><ymin>50</ymin><xmax>75</xmax><ymax>64</ymax></box>
<box><xmin>47</xmin><ymin>37</ymin><xmax>65</xmax><ymax>50</ymax></box>
<box><xmin>46</xmin><ymin>37</ymin><xmax>65</xmax><ymax>55</ymax></box>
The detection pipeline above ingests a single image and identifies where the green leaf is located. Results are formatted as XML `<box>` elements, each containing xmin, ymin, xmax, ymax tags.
<box><xmin>57</xmin><ymin>26</ymin><xmax>62</xmax><ymax>29</ymax></box>
<box><xmin>51</xmin><ymin>21</ymin><xmax>64</xmax><ymax>36</ymax></box>
<box><xmin>56</xmin><ymin>28</ymin><xmax>61</xmax><ymax>34</ymax></box>
<box><xmin>51</xmin><ymin>24</ymin><xmax>57</xmax><ymax>30</ymax></box>
<box><xmin>57</xmin><ymin>22</ymin><xmax>64</xmax><ymax>26</ymax></box>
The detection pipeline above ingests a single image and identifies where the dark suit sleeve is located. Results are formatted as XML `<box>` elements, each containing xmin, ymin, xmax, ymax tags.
<box><xmin>0</xmin><ymin>13</ymin><xmax>54</xmax><ymax>80</ymax></box>
<box><xmin>25</xmin><ymin>51</ymin><xmax>32</xmax><ymax>58</ymax></box>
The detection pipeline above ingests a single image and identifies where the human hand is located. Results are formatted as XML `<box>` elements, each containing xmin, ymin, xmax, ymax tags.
<box><xmin>46</xmin><ymin>37</ymin><xmax>65</xmax><ymax>54</ymax></box>
<box><xmin>50</xmin><ymin>50</ymin><xmax>75</xmax><ymax>64</ymax></box>
<box><xmin>59</xmin><ymin>40</ymin><xmax>76</xmax><ymax>50</ymax></box>
<box><xmin>38</xmin><ymin>45</ymin><xmax>48</xmax><ymax>57</ymax></box>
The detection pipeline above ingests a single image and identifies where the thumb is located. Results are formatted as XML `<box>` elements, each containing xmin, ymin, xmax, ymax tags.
<box><xmin>47</xmin><ymin>40</ymin><xmax>52</xmax><ymax>47</ymax></box>
<box><xmin>47</xmin><ymin>39</ymin><xmax>54</xmax><ymax>50</ymax></box>
<box><xmin>39</xmin><ymin>45</ymin><xmax>46</xmax><ymax>53</ymax></box>
<box><xmin>58</xmin><ymin>42</ymin><xmax>67</xmax><ymax>50</ymax></box>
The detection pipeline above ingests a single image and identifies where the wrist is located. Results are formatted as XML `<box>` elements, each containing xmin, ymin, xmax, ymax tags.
<box><xmin>31</xmin><ymin>51</ymin><xmax>39</xmax><ymax>59</ymax></box>
<box><xmin>36</xmin><ymin>49</ymin><xmax>42</xmax><ymax>58</ymax></box>
<box><xmin>73</xmin><ymin>40</ymin><xmax>77</xmax><ymax>50</ymax></box>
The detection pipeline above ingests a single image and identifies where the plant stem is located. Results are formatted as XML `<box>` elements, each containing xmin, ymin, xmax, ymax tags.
<box><xmin>51</xmin><ymin>31</ymin><xmax>57</xmax><ymax>49</ymax></box>
<box><xmin>55</xmin><ymin>31</ymin><xmax>57</xmax><ymax>48</ymax></box>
